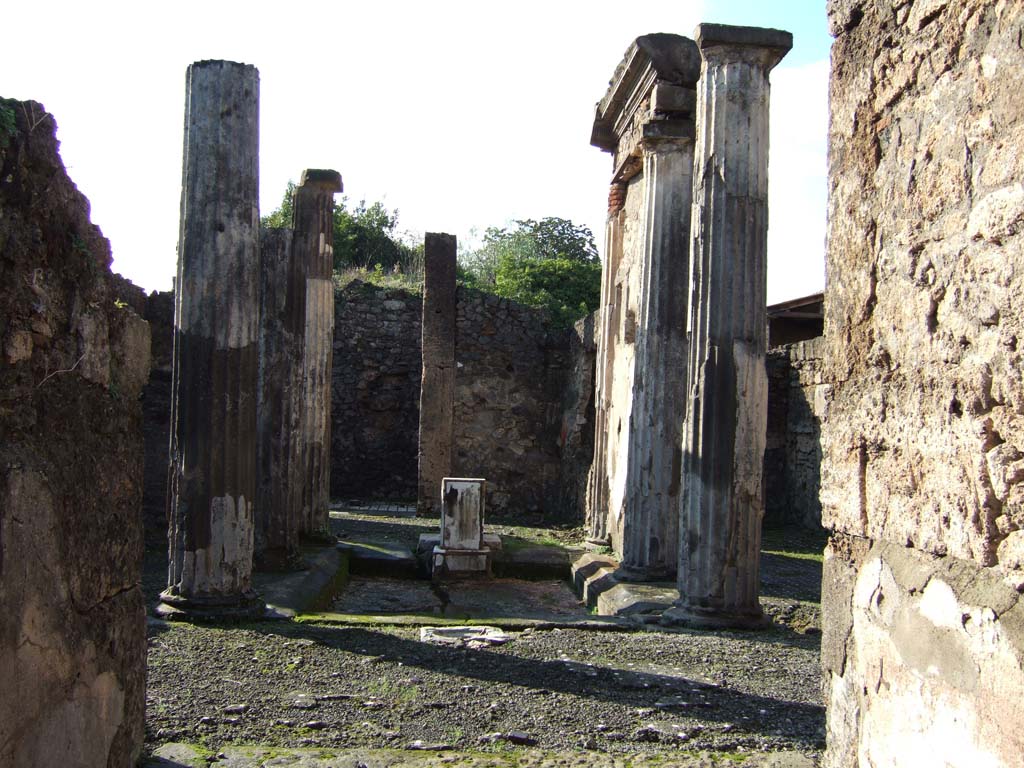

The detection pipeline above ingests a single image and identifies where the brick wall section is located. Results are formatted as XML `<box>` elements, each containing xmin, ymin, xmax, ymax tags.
<box><xmin>764</xmin><ymin>337</ymin><xmax>825</xmax><ymax>530</ymax></box>
<box><xmin>330</xmin><ymin>280</ymin><xmax>422</xmax><ymax>501</ymax></box>
<box><xmin>452</xmin><ymin>287</ymin><xmax>573</xmax><ymax>519</ymax></box>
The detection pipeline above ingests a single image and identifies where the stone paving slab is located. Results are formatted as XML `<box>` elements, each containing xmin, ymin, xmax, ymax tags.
<box><xmin>147</xmin><ymin>742</ymin><xmax>818</xmax><ymax>767</ymax></box>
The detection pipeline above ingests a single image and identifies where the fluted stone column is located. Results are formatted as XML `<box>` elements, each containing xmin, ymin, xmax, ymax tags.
<box><xmin>417</xmin><ymin>233</ymin><xmax>457</xmax><ymax>517</ymax></box>
<box><xmin>663</xmin><ymin>24</ymin><xmax>791</xmax><ymax>628</ymax></box>
<box><xmin>256</xmin><ymin>227</ymin><xmax>301</xmax><ymax>569</ymax></box>
<box><xmin>618</xmin><ymin>132</ymin><xmax>693</xmax><ymax>581</ymax></box>
<box><xmin>160</xmin><ymin>60</ymin><xmax>263</xmax><ymax>619</ymax></box>
<box><xmin>293</xmin><ymin>170</ymin><xmax>343</xmax><ymax>542</ymax></box>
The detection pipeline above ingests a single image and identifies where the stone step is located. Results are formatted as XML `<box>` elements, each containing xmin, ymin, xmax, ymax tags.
<box><xmin>337</xmin><ymin>539</ymin><xmax>419</xmax><ymax>579</ymax></box>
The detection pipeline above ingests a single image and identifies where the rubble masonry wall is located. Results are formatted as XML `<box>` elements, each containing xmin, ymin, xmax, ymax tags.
<box><xmin>821</xmin><ymin>2</ymin><xmax>1024</xmax><ymax>765</ymax></box>
<box><xmin>0</xmin><ymin>99</ymin><xmax>148</xmax><ymax>767</ymax></box>
<box><xmin>765</xmin><ymin>338</ymin><xmax>825</xmax><ymax>530</ymax></box>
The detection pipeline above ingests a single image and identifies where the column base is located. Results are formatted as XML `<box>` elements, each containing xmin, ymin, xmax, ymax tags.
<box><xmin>253</xmin><ymin>547</ymin><xmax>306</xmax><ymax>573</ymax></box>
<box><xmin>299</xmin><ymin>529</ymin><xmax>337</xmax><ymax>547</ymax></box>
<box><xmin>660</xmin><ymin>602</ymin><xmax>771</xmax><ymax>630</ymax></box>
<box><xmin>156</xmin><ymin>588</ymin><xmax>268</xmax><ymax>622</ymax></box>
<box><xmin>614</xmin><ymin>564</ymin><xmax>676</xmax><ymax>583</ymax></box>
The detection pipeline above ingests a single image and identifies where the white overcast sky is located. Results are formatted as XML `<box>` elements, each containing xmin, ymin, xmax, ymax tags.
<box><xmin>2</xmin><ymin>0</ymin><xmax>830</xmax><ymax>304</ymax></box>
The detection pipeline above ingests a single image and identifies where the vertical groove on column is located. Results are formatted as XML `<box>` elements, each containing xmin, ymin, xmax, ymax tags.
<box><xmin>160</xmin><ymin>60</ymin><xmax>263</xmax><ymax>619</ymax></box>
<box><xmin>666</xmin><ymin>25</ymin><xmax>791</xmax><ymax>629</ymax></box>
<box><xmin>293</xmin><ymin>170</ymin><xmax>342</xmax><ymax>541</ymax></box>
<box><xmin>619</xmin><ymin>140</ymin><xmax>694</xmax><ymax>580</ymax></box>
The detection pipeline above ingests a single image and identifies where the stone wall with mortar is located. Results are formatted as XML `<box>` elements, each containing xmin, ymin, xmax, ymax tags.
<box><xmin>765</xmin><ymin>338</ymin><xmax>826</xmax><ymax>530</ymax></box>
<box><xmin>331</xmin><ymin>280</ymin><xmax>422</xmax><ymax>501</ymax></box>
<box><xmin>141</xmin><ymin>289</ymin><xmax>173</xmax><ymax>547</ymax></box>
<box><xmin>452</xmin><ymin>287</ymin><xmax>573</xmax><ymax>519</ymax></box>
<box><xmin>821</xmin><ymin>2</ymin><xmax>1024</xmax><ymax>765</ymax></box>
<box><xmin>558</xmin><ymin>312</ymin><xmax>599</xmax><ymax>521</ymax></box>
<box><xmin>0</xmin><ymin>99</ymin><xmax>148</xmax><ymax>767</ymax></box>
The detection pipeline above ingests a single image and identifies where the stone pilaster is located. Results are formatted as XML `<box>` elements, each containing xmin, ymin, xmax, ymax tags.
<box><xmin>160</xmin><ymin>60</ymin><xmax>263</xmax><ymax>619</ymax></box>
<box><xmin>417</xmin><ymin>233</ymin><xmax>457</xmax><ymax>517</ymax></box>
<box><xmin>584</xmin><ymin>182</ymin><xmax>625</xmax><ymax>545</ymax></box>
<box><xmin>586</xmin><ymin>35</ymin><xmax>700</xmax><ymax>575</ymax></box>
<box><xmin>618</xmin><ymin>131</ymin><xmax>693</xmax><ymax>581</ymax></box>
<box><xmin>664</xmin><ymin>24</ymin><xmax>791</xmax><ymax>628</ymax></box>
<box><xmin>293</xmin><ymin>170</ymin><xmax>343</xmax><ymax>542</ymax></box>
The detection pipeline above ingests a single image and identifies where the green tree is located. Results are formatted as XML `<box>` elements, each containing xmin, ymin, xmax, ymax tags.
<box><xmin>261</xmin><ymin>183</ymin><xmax>419</xmax><ymax>275</ymax></box>
<box><xmin>460</xmin><ymin>216</ymin><xmax>599</xmax><ymax>286</ymax></box>
<box><xmin>460</xmin><ymin>217</ymin><xmax>601</xmax><ymax>328</ymax></box>
<box><xmin>493</xmin><ymin>255</ymin><xmax>601</xmax><ymax>329</ymax></box>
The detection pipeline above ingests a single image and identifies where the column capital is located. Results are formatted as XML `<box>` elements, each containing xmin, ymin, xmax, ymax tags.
<box><xmin>694</xmin><ymin>23</ymin><xmax>793</xmax><ymax>70</ymax></box>
<box><xmin>299</xmin><ymin>168</ymin><xmax>343</xmax><ymax>194</ymax></box>
<box><xmin>640</xmin><ymin>120</ymin><xmax>695</xmax><ymax>152</ymax></box>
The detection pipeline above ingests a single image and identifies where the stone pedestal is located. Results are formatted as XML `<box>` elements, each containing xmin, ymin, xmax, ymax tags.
<box><xmin>417</xmin><ymin>233</ymin><xmax>457</xmax><ymax>517</ymax></box>
<box><xmin>663</xmin><ymin>24</ymin><xmax>791</xmax><ymax>629</ymax></box>
<box><xmin>160</xmin><ymin>60</ymin><xmax>264</xmax><ymax>620</ymax></box>
<box><xmin>431</xmin><ymin>478</ymin><xmax>492</xmax><ymax>577</ymax></box>
<box><xmin>293</xmin><ymin>170</ymin><xmax>343</xmax><ymax>543</ymax></box>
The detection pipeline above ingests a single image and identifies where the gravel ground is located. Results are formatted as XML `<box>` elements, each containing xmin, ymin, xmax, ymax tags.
<box><xmin>143</xmin><ymin>519</ymin><xmax>826</xmax><ymax>764</ymax></box>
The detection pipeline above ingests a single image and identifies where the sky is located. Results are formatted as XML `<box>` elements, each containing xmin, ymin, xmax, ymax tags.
<box><xmin>2</xmin><ymin>0</ymin><xmax>831</xmax><ymax>304</ymax></box>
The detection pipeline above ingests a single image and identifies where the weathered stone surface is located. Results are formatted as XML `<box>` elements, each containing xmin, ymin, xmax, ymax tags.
<box><xmin>0</xmin><ymin>98</ymin><xmax>146</xmax><ymax>767</ymax></box>
<box><xmin>822</xmin><ymin>535</ymin><xmax>1024</xmax><ymax>768</ymax></box>
<box><xmin>558</xmin><ymin>313</ymin><xmax>598</xmax><ymax>519</ymax></box>
<box><xmin>587</xmin><ymin>34</ymin><xmax>697</xmax><ymax>576</ymax></box>
<box><xmin>822</xmin><ymin>0</ymin><xmax>1024</xmax><ymax>569</ymax></box>
<box><xmin>417</xmin><ymin>233</ymin><xmax>457</xmax><ymax>517</ymax></box>
<box><xmin>293</xmin><ymin>169</ymin><xmax>342</xmax><ymax>541</ymax></box>
<box><xmin>765</xmin><ymin>338</ymin><xmax>826</xmax><ymax>530</ymax></box>
<box><xmin>618</xmin><ymin>134</ymin><xmax>692</xmax><ymax>581</ymax></box>
<box><xmin>331</xmin><ymin>281</ymin><xmax>422</xmax><ymax>501</ymax></box>
<box><xmin>141</xmin><ymin>289</ymin><xmax>175</xmax><ymax>545</ymax></box>
<box><xmin>667</xmin><ymin>24</ymin><xmax>790</xmax><ymax>628</ymax></box>
<box><xmin>432</xmin><ymin>478</ymin><xmax>491</xmax><ymax>577</ymax></box>
<box><xmin>452</xmin><ymin>287</ymin><xmax>570</xmax><ymax>518</ymax></box>
<box><xmin>161</xmin><ymin>60</ymin><xmax>263</xmax><ymax>617</ymax></box>
<box><xmin>821</xmin><ymin>1</ymin><xmax>1024</xmax><ymax>764</ymax></box>
<box><xmin>256</xmin><ymin>227</ymin><xmax>301</xmax><ymax>568</ymax></box>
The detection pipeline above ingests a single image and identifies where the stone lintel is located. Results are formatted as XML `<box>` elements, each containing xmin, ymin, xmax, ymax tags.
<box><xmin>299</xmin><ymin>168</ymin><xmax>343</xmax><ymax>192</ymax></box>
<box><xmin>694</xmin><ymin>23</ymin><xmax>793</xmax><ymax>67</ymax></box>
<box><xmin>592</xmin><ymin>34</ymin><xmax>700</xmax><ymax>151</ymax></box>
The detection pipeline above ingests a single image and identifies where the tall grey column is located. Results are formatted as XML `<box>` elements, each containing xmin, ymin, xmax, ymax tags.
<box><xmin>160</xmin><ymin>60</ymin><xmax>263</xmax><ymax>619</ymax></box>
<box><xmin>664</xmin><ymin>24</ymin><xmax>791</xmax><ymax>628</ymax></box>
<box><xmin>417</xmin><ymin>233</ymin><xmax>457</xmax><ymax>517</ymax></box>
<box><xmin>293</xmin><ymin>170</ymin><xmax>343</xmax><ymax>542</ymax></box>
<box><xmin>256</xmin><ymin>227</ymin><xmax>301</xmax><ymax>570</ymax></box>
<box><xmin>618</xmin><ymin>132</ymin><xmax>693</xmax><ymax>581</ymax></box>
